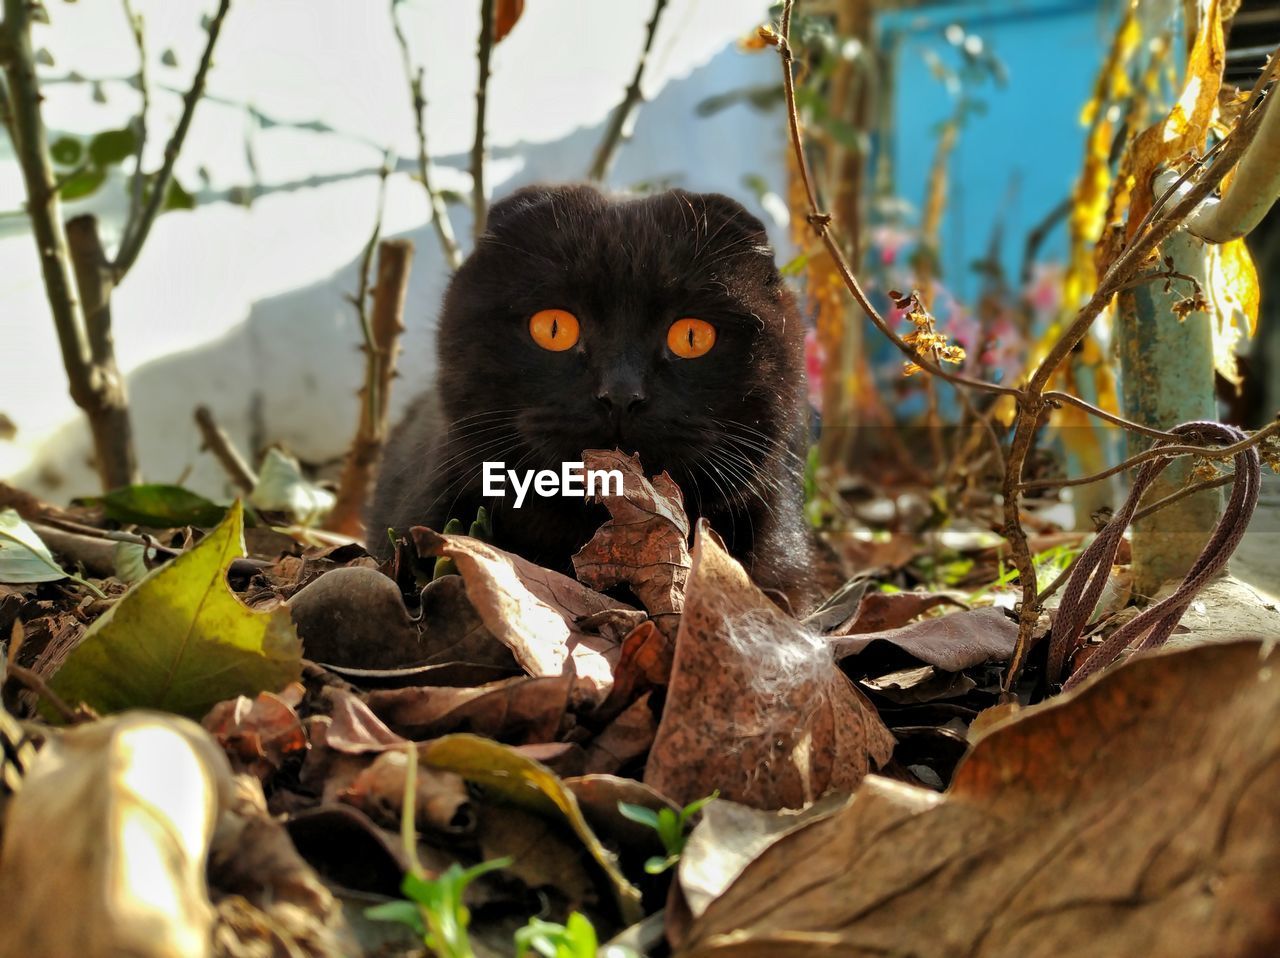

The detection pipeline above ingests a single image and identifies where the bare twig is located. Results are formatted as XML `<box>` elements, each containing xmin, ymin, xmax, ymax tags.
<box><xmin>6</xmin><ymin>663</ymin><xmax>80</xmax><ymax>724</ymax></box>
<box><xmin>121</xmin><ymin>0</ymin><xmax>149</xmax><ymax>233</ymax></box>
<box><xmin>113</xmin><ymin>0</ymin><xmax>230</xmax><ymax>279</ymax></box>
<box><xmin>329</xmin><ymin>239</ymin><xmax>414</xmax><ymax>536</ymax></box>
<box><xmin>587</xmin><ymin>0</ymin><xmax>670</xmax><ymax>182</ymax></box>
<box><xmin>1043</xmin><ymin>391</ymin><xmax>1180</xmax><ymax>441</ymax></box>
<box><xmin>390</xmin><ymin>0</ymin><xmax>462</xmax><ymax>269</ymax></box>
<box><xmin>471</xmin><ymin>0</ymin><xmax>495</xmax><ymax>239</ymax></box>
<box><xmin>193</xmin><ymin>405</ymin><xmax>257</xmax><ymax>493</ymax></box>
<box><xmin>1017</xmin><ymin>417</ymin><xmax>1280</xmax><ymax>491</ymax></box>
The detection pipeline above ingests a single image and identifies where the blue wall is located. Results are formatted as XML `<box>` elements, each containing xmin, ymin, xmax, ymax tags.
<box><xmin>876</xmin><ymin>0</ymin><xmax>1121</xmax><ymax>300</ymax></box>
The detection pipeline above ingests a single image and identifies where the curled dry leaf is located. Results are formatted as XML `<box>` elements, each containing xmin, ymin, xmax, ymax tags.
<box><xmin>340</xmin><ymin>747</ymin><xmax>473</xmax><ymax>836</ymax></box>
<box><xmin>645</xmin><ymin>521</ymin><xmax>894</xmax><ymax>810</ymax></box>
<box><xmin>0</xmin><ymin>712</ymin><xmax>233</xmax><ymax>958</ymax></box>
<box><xmin>202</xmin><ymin>685</ymin><xmax>308</xmax><ymax>780</ymax></box>
<box><xmin>676</xmin><ymin>640</ymin><xmax>1280</xmax><ymax>958</ymax></box>
<box><xmin>573</xmin><ymin>448</ymin><xmax>691</xmax><ymax>640</ymax></box>
<box><xmin>830</xmin><ymin>605</ymin><xmax>1018</xmax><ymax>672</ymax></box>
<box><xmin>413</xmin><ymin>528</ymin><xmax>631</xmax><ymax>706</ymax></box>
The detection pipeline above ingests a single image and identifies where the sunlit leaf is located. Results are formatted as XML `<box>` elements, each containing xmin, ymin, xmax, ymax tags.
<box><xmin>249</xmin><ymin>448</ymin><xmax>335</xmax><ymax>525</ymax></box>
<box><xmin>48</xmin><ymin>501</ymin><xmax>302</xmax><ymax>719</ymax></box>
<box><xmin>1206</xmin><ymin>237</ymin><xmax>1260</xmax><ymax>385</ymax></box>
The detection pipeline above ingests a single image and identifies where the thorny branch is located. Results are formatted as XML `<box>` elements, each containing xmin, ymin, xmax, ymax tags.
<box><xmin>471</xmin><ymin>0</ymin><xmax>495</xmax><ymax>239</ymax></box>
<box><xmin>587</xmin><ymin>0</ymin><xmax>670</xmax><ymax>182</ymax></box>
<box><xmin>390</xmin><ymin>0</ymin><xmax>462</xmax><ymax>270</ymax></box>
<box><xmin>773</xmin><ymin>1</ymin><xmax>1278</xmax><ymax>690</ymax></box>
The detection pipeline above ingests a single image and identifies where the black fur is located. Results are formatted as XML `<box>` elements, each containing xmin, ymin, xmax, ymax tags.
<box><xmin>368</xmin><ymin>184</ymin><xmax>831</xmax><ymax>611</ymax></box>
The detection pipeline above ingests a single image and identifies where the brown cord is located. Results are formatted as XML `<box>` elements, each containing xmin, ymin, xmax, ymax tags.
<box><xmin>1045</xmin><ymin>421</ymin><xmax>1262</xmax><ymax>690</ymax></box>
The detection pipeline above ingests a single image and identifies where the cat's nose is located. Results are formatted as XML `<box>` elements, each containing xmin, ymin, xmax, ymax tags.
<box><xmin>595</xmin><ymin>388</ymin><xmax>648</xmax><ymax>418</ymax></box>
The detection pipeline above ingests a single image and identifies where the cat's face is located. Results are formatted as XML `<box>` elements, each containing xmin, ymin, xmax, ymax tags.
<box><xmin>435</xmin><ymin>185</ymin><xmax>807</xmax><ymax>513</ymax></box>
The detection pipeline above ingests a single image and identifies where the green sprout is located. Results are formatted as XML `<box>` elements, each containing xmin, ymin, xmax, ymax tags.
<box><xmin>617</xmin><ymin>791</ymin><xmax>718</xmax><ymax>875</ymax></box>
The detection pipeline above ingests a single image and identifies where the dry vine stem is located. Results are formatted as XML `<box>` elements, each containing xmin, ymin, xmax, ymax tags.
<box><xmin>772</xmin><ymin>1</ymin><xmax>1276</xmax><ymax>689</ymax></box>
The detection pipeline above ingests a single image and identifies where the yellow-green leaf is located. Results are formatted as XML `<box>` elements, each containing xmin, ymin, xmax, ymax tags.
<box><xmin>419</xmin><ymin>734</ymin><xmax>643</xmax><ymax>924</ymax></box>
<box><xmin>49</xmin><ymin>501</ymin><xmax>301</xmax><ymax>720</ymax></box>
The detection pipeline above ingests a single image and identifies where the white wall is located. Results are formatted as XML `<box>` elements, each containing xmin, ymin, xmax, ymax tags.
<box><xmin>0</xmin><ymin>0</ymin><xmax>785</xmax><ymax>500</ymax></box>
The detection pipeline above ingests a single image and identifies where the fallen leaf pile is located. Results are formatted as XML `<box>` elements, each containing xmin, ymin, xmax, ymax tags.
<box><xmin>0</xmin><ymin>452</ymin><xmax>1277</xmax><ymax>956</ymax></box>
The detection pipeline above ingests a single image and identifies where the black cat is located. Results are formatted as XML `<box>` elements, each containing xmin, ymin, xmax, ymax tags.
<box><xmin>368</xmin><ymin>184</ymin><xmax>833</xmax><ymax>611</ymax></box>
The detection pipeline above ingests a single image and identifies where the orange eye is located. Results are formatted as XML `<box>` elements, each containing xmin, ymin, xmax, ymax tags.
<box><xmin>667</xmin><ymin>318</ymin><xmax>716</xmax><ymax>359</ymax></box>
<box><xmin>529</xmin><ymin>309</ymin><xmax>580</xmax><ymax>352</ymax></box>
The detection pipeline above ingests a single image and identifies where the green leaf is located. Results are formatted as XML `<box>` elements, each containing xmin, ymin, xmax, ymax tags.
<box><xmin>420</xmin><ymin>735</ymin><xmax>643</xmax><ymax>924</ymax></box>
<box><xmin>0</xmin><ymin>508</ymin><xmax>68</xmax><ymax>585</ymax></box>
<box><xmin>58</xmin><ymin>166</ymin><xmax>106</xmax><ymax>201</ymax></box>
<box><xmin>616</xmin><ymin>801</ymin><xmax>662</xmax><ymax>830</ymax></box>
<box><xmin>644</xmin><ymin>854</ymin><xmax>678</xmax><ymax>875</ymax></box>
<box><xmin>48</xmin><ymin>500</ymin><xmax>302</xmax><ymax>719</ymax></box>
<box><xmin>88</xmin><ymin>127</ymin><xmax>137</xmax><ymax>167</ymax></box>
<box><xmin>163</xmin><ymin>177</ymin><xmax>196</xmax><ymax>211</ymax></box>
<box><xmin>0</xmin><ymin>508</ymin><xmax>105</xmax><ymax>596</ymax></box>
<box><xmin>679</xmin><ymin>790</ymin><xmax>719</xmax><ymax>827</ymax></box>
<box><xmin>95</xmin><ymin>484</ymin><xmax>227</xmax><ymax>528</ymax></box>
<box><xmin>656</xmin><ymin>807</ymin><xmax>682</xmax><ymax>852</ymax></box>
<box><xmin>432</xmin><ymin>517</ymin><xmax>464</xmax><ymax>580</ymax></box>
<box><xmin>249</xmin><ymin>448</ymin><xmax>335</xmax><ymax>525</ymax></box>
<box><xmin>50</xmin><ymin>137</ymin><xmax>84</xmax><ymax>166</ymax></box>
<box><xmin>364</xmin><ymin>900</ymin><xmax>425</xmax><ymax>936</ymax></box>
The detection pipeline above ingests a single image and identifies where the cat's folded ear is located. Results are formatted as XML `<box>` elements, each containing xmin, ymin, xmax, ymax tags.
<box><xmin>671</xmin><ymin>190</ymin><xmax>776</xmax><ymax>262</ymax></box>
<box><xmin>481</xmin><ymin>183</ymin><xmax>606</xmax><ymax>236</ymax></box>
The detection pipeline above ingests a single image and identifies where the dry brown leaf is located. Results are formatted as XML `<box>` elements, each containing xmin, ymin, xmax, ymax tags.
<box><xmin>573</xmin><ymin>448</ymin><xmax>691</xmax><ymax>640</ymax></box>
<box><xmin>830</xmin><ymin>606</ymin><xmax>1017</xmax><ymax>671</ymax></box>
<box><xmin>323</xmin><ymin>688</ymin><xmax>408</xmax><ymax>752</ymax></box>
<box><xmin>207</xmin><ymin>774</ymin><xmax>347</xmax><ymax>955</ymax></box>
<box><xmin>340</xmin><ymin>747</ymin><xmax>472</xmax><ymax>835</ymax></box>
<box><xmin>584</xmin><ymin>692</ymin><xmax>658</xmax><ymax>775</ymax></box>
<box><xmin>365</xmin><ymin>673</ymin><xmax>572</xmax><ymax>743</ymax></box>
<box><xmin>202</xmin><ymin>687</ymin><xmax>308</xmax><ymax>780</ymax></box>
<box><xmin>493</xmin><ymin>0</ymin><xmax>523</xmax><ymax>43</ymax></box>
<box><xmin>596</xmin><ymin>619</ymin><xmax>674</xmax><ymax>719</ymax></box>
<box><xmin>413</xmin><ymin>528</ymin><xmax>633</xmax><ymax>706</ymax></box>
<box><xmin>677</xmin><ymin>640</ymin><xmax>1280</xmax><ymax>958</ymax></box>
<box><xmin>835</xmin><ymin>589</ymin><xmax>966</xmax><ymax>635</ymax></box>
<box><xmin>645</xmin><ymin>521</ymin><xmax>894</xmax><ymax>810</ymax></box>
